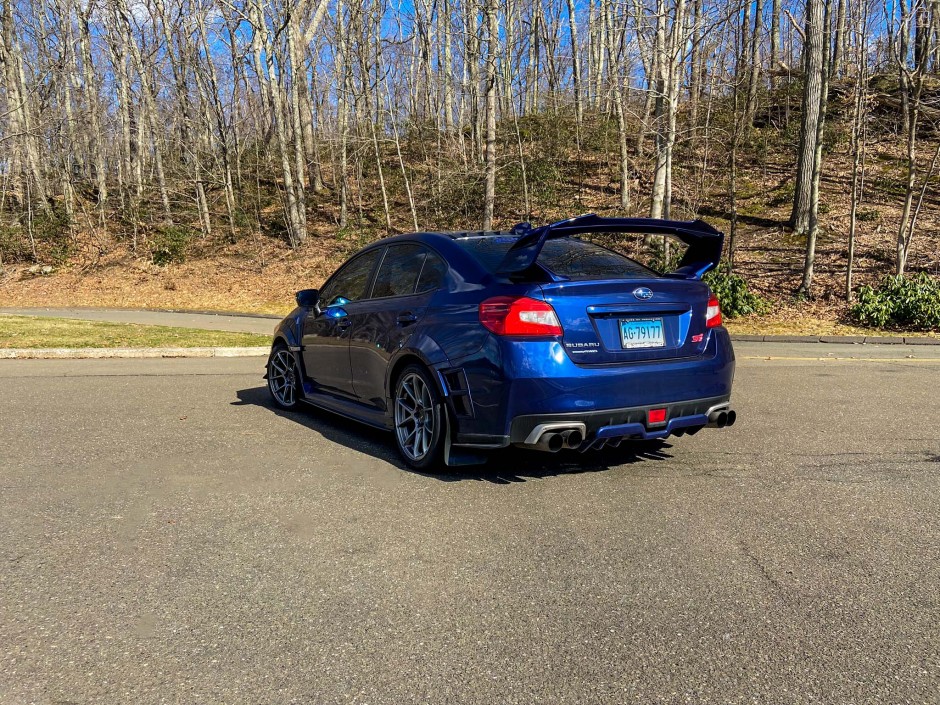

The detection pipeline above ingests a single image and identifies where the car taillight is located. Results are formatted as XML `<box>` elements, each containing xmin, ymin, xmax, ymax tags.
<box><xmin>705</xmin><ymin>294</ymin><xmax>722</xmax><ymax>328</ymax></box>
<box><xmin>479</xmin><ymin>296</ymin><xmax>563</xmax><ymax>336</ymax></box>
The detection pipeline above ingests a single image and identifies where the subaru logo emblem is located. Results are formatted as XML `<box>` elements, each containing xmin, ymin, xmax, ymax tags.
<box><xmin>633</xmin><ymin>287</ymin><xmax>654</xmax><ymax>301</ymax></box>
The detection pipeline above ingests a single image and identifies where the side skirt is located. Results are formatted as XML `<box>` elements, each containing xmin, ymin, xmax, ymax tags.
<box><xmin>300</xmin><ymin>389</ymin><xmax>391</xmax><ymax>431</ymax></box>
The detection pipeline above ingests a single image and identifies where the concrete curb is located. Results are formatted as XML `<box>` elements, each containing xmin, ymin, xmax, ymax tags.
<box><xmin>138</xmin><ymin>307</ymin><xmax>283</xmax><ymax>320</ymax></box>
<box><xmin>0</xmin><ymin>346</ymin><xmax>269</xmax><ymax>360</ymax></box>
<box><xmin>730</xmin><ymin>334</ymin><xmax>939</xmax><ymax>345</ymax></box>
<box><xmin>0</xmin><ymin>305</ymin><xmax>284</xmax><ymax>320</ymax></box>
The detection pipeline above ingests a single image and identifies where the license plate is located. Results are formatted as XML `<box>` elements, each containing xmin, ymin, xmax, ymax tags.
<box><xmin>619</xmin><ymin>318</ymin><xmax>665</xmax><ymax>349</ymax></box>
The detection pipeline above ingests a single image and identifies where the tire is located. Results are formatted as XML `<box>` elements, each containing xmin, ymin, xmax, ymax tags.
<box><xmin>393</xmin><ymin>364</ymin><xmax>446</xmax><ymax>471</ymax></box>
<box><xmin>267</xmin><ymin>344</ymin><xmax>302</xmax><ymax>410</ymax></box>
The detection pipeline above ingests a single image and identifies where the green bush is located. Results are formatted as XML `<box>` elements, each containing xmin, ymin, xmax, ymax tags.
<box><xmin>149</xmin><ymin>225</ymin><xmax>195</xmax><ymax>266</ymax></box>
<box><xmin>645</xmin><ymin>241</ymin><xmax>685</xmax><ymax>273</ymax></box>
<box><xmin>850</xmin><ymin>273</ymin><xmax>940</xmax><ymax>330</ymax></box>
<box><xmin>32</xmin><ymin>209</ymin><xmax>73</xmax><ymax>263</ymax></box>
<box><xmin>502</xmin><ymin>158</ymin><xmax>561</xmax><ymax>209</ymax></box>
<box><xmin>704</xmin><ymin>264</ymin><xmax>771</xmax><ymax>318</ymax></box>
<box><xmin>430</xmin><ymin>172</ymin><xmax>484</xmax><ymax>228</ymax></box>
<box><xmin>0</xmin><ymin>224</ymin><xmax>30</xmax><ymax>263</ymax></box>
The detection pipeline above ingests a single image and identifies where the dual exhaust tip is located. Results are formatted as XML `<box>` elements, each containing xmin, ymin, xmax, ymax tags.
<box><xmin>707</xmin><ymin>408</ymin><xmax>737</xmax><ymax>429</ymax></box>
<box><xmin>531</xmin><ymin>428</ymin><xmax>584</xmax><ymax>453</ymax></box>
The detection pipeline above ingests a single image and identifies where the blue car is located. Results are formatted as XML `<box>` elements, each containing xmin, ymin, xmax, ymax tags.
<box><xmin>267</xmin><ymin>214</ymin><xmax>736</xmax><ymax>471</ymax></box>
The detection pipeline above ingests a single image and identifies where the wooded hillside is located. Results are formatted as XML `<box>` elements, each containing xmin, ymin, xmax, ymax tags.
<box><xmin>0</xmin><ymin>0</ymin><xmax>939</xmax><ymax>324</ymax></box>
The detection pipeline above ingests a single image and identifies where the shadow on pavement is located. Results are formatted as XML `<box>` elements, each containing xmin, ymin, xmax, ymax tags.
<box><xmin>234</xmin><ymin>385</ymin><xmax>673</xmax><ymax>484</ymax></box>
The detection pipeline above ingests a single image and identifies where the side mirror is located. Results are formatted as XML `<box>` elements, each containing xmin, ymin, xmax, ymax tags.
<box><xmin>295</xmin><ymin>288</ymin><xmax>319</xmax><ymax>308</ymax></box>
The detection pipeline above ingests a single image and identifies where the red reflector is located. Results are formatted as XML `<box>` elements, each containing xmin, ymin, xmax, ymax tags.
<box><xmin>648</xmin><ymin>408</ymin><xmax>667</xmax><ymax>425</ymax></box>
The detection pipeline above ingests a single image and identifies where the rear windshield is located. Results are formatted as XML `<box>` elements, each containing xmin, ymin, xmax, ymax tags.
<box><xmin>455</xmin><ymin>236</ymin><xmax>657</xmax><ymax>280</ymax></box>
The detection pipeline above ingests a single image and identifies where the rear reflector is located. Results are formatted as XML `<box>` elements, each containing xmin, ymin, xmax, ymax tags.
<box><xmin>705</xmin><ymin>294</ymin><xmax>722</xmax><ymax>329</ymax></box>
<box><xmin>648</xmin><ymin>408</ymin><xmax>667</xmax><ymax>425</ymax></box>
<box><xmin>479</xmin><ymin>296</ymin><xmax>563</xmax><ymax>336</ymax></box>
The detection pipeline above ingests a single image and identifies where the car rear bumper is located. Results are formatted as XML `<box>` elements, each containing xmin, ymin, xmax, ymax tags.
<box><xmin>448</xmin><ymin>327</ymin><xmax>735</xmax><ymax>447</ymax></box>
<box><xmin>452</xmin><ymin>395</ymin><xmax>733</xmax><ymax>449</ymax></box>
<box><xmin>508</xmin><ymin>395</ymin><xmax>731</xmax><ymax>442</ymax></box>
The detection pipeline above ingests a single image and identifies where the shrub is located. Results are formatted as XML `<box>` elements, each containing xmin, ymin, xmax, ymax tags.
<box><xmin>850</xmin><ymin>273</ymin><xmax>940</xmax><ymax>330</ymax></box>
<box><xmin>0</xmin><ymin>224</ymin><xmax>30</xmax><ymax>263</ymax></box>
<box><xmin>430</xmin><ymin>172</ymin><xmax>484</xmax><ymax>228</ymax></box>
<box><xmin>32</xmin><ymin>209</ymin><xmax>73</xmax><ymax>263</ymax></box>
<box><xmin>704</xmin><ymin>264</ymin><xmax>771</xmax><ymax>318</ymax></box>
<box><xmin>149</xmin><ymin>225</ymin><xmax>195</xmax><ymax>266</ymax></box>
<box><xmin>645</xmin><ymin>241</ymin><xmax>685</xmax><ymax>273</ymax></box>
<box><xmin>502</xmin><ymin>158</ymin><xmax>561</xmax><ymax>209</ymax></box>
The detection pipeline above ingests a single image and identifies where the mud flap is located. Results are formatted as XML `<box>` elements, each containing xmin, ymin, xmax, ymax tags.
<box><xmin>442</xmin><ymin>404</ymin><xmax>488</xmax><ymax>467</ymax></box>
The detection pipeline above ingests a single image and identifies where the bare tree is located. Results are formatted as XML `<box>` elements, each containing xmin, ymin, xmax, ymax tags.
<box><xmin>483</xmin><ymin>0</ymin><xmax>499</xmax><ymax>230</ymax></box>
<box><xmin>649</xmin><ymin>0</ymin><xmax>690</xmax><ymax>220</ymax></box>
<box><xmin>793</xmin><ymin>0</ymin><xmax>830</xmax><ymax>295</ymax></box>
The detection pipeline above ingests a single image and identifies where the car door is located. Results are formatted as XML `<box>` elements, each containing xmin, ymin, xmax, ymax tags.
<box><xmin>302</xmin><ymin>249</ymin><xmax>382</xmax><ymax>398</ymax></box>
<box><xmin>348</xmin><ymin>244</ymin><xmax>448</xmax><ymax>410</ymax></box>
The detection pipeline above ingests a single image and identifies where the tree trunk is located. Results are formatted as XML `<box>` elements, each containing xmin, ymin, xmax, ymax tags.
<box><xmin>566</xmin><ymin>0</ymin><xmax>583</xmax><ymax>127</ymax></box>
<box><xmin>483</xmin><ymin>0</ymin><xmax>499</xmax><ymax>230</ymax></box>
<box><xmin>796</xmin><ymin>0</ymin><xmax>830</xmax><ymax>295</ymax></box>
<box><xmin>790</xmin><ymin>0</ymin><xmax>828</xmax><ymax>236</ymax></box>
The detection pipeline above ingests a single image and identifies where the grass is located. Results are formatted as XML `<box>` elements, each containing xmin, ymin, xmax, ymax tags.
<box><xmin>724</xmin><ymin>315</ymin><xmax>939</xmax><ymax>339</ymax></box>
<box><xmin>0</xmin><ymin>315</ymin><xmax>271</xmax><ymax>349</ymax></box>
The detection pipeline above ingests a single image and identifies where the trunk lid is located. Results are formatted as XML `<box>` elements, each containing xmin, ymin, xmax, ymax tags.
<box><xmin>539</xmin><ymin>278</ymin><xmax>712</xmax><ymax>364</ymax></box>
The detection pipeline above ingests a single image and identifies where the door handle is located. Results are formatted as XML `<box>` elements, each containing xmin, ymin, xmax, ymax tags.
<box><xmin>397</xmin><ymin>312</ymin><xmax>418</xmax><ymax>326</ymax></box>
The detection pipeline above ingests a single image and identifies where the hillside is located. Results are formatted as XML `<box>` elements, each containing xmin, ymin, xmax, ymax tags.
<box><xmin>2</xmin><ymin>101</ymin><xmax>939</xmax><ymax>333</ymax></box>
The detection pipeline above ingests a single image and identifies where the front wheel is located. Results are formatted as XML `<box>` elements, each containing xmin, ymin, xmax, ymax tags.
<box><xmin>393</xmin><ymin>364</ymin><xmax>446</xmax><ymax>471</ymax></box>
<box><xmin>267</xmin><ymin>345</ymin><xmax>301</xmax><ymax>410</ymax></box>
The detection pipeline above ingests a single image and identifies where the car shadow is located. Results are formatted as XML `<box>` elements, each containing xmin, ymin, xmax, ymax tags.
<box><xmin>233</xmin><ymin>385</ymin><xmax>674</xmax><ymax>484</ymax></box>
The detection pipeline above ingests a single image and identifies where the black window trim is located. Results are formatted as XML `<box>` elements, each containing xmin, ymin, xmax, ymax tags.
<box><xmin>415</xmin><ymin>247</ymin><xmax>448</xmax><ymax>294</ymax></box>
<box><xmin>319</xmin><ymin>247</ymin><xmax>384</xmax><ymax>308</ymax></box>
<box><xmin>365</xmin><ymin>243</ymin><xmax>448</xmax><ymax>301</ymax></box>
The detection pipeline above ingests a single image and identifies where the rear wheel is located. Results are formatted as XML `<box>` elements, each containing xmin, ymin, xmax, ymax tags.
<box><xmin>267</xmin><ymin>345</ymin><xmax>301</xmax><ymax>410</ymax></box>
<box><xmin>393</xmin><ymin>364</ymin><xmax>446</xmax><ymax>471</ymax></box>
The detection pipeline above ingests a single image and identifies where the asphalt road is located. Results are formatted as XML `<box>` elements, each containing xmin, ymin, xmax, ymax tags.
<box><xmin>0</xmin><ymin>307</ymin><xmax>279</xmax><ymax>336</ymax></box>
<box><xmin>1</xmin><ymin>345</ymin><xmax>939</xmax><ymax>704</ymax></box>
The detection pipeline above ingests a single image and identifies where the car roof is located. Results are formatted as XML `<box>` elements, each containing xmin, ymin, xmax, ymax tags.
<box><xmin>353</xmin><ymin>231</ymin><xmax>512</xmax><ymax>281</ymax></box>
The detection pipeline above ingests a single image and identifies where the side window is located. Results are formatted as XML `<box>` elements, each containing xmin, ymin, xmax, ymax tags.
<box><xmin>416</xmin><ymin>251</ymin><xmax>447</xmax><ymax>293</ymax></box>
<box><xmin>319</xmin><ymin>250</ymin><xmax>382</xmax><ymax>306</ymax></box>
<box><xmin>371</xmin><ymin>244</ymin><xmax>427</xmax><ymax>298</ymax></box>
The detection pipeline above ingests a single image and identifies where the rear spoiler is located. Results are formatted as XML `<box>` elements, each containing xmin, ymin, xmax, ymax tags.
<box><xmin>496</xmin><ymin>214</ymin><xmax>724</xmax><ymax>280</ymax></box>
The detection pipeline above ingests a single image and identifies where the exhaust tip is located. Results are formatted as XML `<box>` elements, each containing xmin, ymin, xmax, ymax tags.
<box><xmin>726</xmin><ymin>410</ymin><xmax>737</xmax><ymax>427</ymax></box>
<box><xmin>707</xmin><ymin>409</ymin><xmax>729</xmax><ymax>428</ymax></box>
<box><xmin>561</xmin><ymin>429</ymin><xmax>584</xmax><ymax>450</ymax></box>
<box><xmin>545</xmin><ymin>433</ymin><xmax>564</xmax><ymax>453</ymax></box>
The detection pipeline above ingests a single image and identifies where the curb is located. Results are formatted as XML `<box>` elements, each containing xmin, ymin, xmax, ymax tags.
<box><xmin>0</xmin><ymin>306</ymin><xmax>284</xmax><ymax>320</ymax></box>
<box><xmin>138</xmin><ymin>307</ymin><xmax>283</xmax><ymax>320</ymax></box>
<box><xmin>730</xmin><ymin>335</ymin><xmax>940</xmax><ymax>345</ymax></box>
<box><xmin>0</xmin><ymin>346</ymin><xmax>269</xmax><ymax>360</ymax></box>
